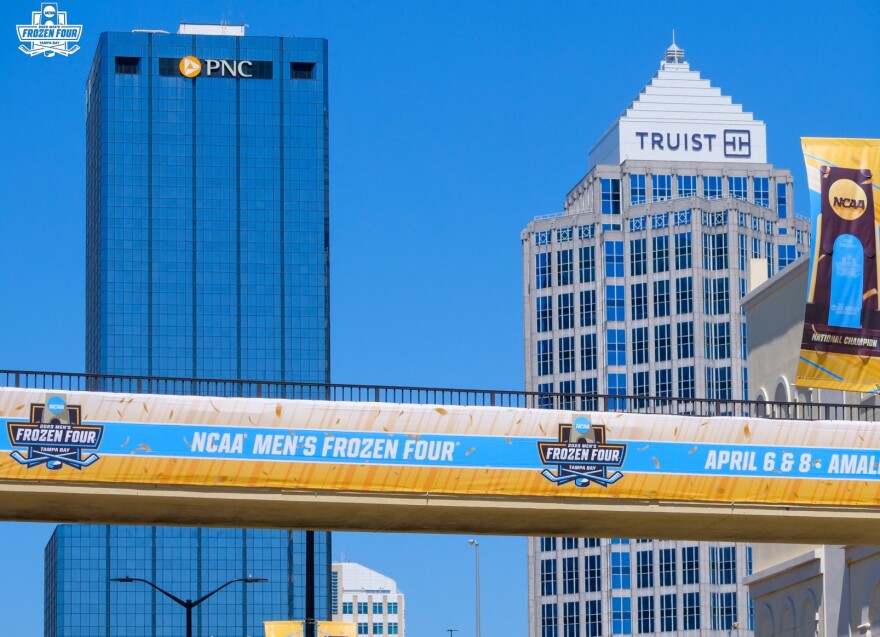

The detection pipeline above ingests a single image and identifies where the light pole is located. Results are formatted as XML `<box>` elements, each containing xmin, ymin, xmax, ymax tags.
<box><xmin>111</xmin><ymin>575</ymin><xmax>267</xmax><ymax>637</ymax></box>
<box><xmin>468</xmin><ymin>540</ymin><xmax>480</xmax><ymax>637</ymax></box>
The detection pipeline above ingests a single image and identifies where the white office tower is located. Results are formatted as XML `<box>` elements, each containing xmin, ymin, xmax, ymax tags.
<box><xmin>332</xmin><ymin>562</ymin><xmax>405</xmax><ymax>637</ymax></box>
<box><xmin>522</xmin><ymin>42</ymin><xmax>810</xmax><ymax>637</ymax></box>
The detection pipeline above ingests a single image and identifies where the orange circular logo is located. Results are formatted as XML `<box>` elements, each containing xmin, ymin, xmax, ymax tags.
<box><xmin>179</xmin><ymin>56</ymin><xmax>202</xmax><ymax>78</ymax></box>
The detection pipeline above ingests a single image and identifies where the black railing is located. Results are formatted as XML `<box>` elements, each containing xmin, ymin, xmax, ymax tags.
<box><xmin>1</xmin><ymin>369</ymin><xmax>878</xmax><ymax>421</ymax></box>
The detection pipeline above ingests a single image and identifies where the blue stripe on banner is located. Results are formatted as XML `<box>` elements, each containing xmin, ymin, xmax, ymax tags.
<box><xmin>798</xmin><ymin>355</ymin><xmax>845</xmax><ymax>381</ymax></box>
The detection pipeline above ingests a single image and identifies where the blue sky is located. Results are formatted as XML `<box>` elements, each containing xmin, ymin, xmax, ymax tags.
<box><xmin>1</xmin><ymin>1</ymin><xmax>879</xmax><ymax>636</ymax></box>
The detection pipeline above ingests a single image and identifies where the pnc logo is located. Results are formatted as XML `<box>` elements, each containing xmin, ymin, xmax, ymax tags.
<box><xmin>829</xmin><ymin>179</ymin><xmax>868</xmax><ymax>221</ymax></box>
<box><xmin>179</xmin><ymin>56</ymin><xmax>201</xmax><ymax>78</ymax></box>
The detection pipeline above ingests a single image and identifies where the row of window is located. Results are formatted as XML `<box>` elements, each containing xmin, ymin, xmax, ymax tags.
<box><xmin>341</xmin><ymin>602</ymin><xmax>399</xmax><ymax>615</ymax></box>
<box><xmin>602</xmin><ymin>175</ymin><xmax>787</xmax><ymax>213</ymax></box>
<box><xmin>541</xmin><ymin>592</ymin><xmax>739</xmax><ymax>637</ymax></box>
<box><xmin>115</xmin><ymin>56</ymin><xmax>317</xmax><ymax>80</ymax></box>
<box><xmin>535</xmin><ymin>238</ymin><xmax>800</xmax><ymax>289</ymax></box>
<box><xmin>355</xmin><ymin>622</ymin><xmax>400</xmax><ymax>635</ymax></box>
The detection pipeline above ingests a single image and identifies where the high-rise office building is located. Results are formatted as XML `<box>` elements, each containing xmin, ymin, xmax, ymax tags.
<box><xmin>331</xmin><ymin>562</ymin><xmax>406</xmax><ymax>637</ymax></box>
<box><xmin>45</xmin><ymin>24</ymin><xmax>331</xmax><ymax>637</ymax></box>
<box><xmin>522</xmin><ymin>42</ymin><xmax>810</xmax><ymax>637</ymax></box>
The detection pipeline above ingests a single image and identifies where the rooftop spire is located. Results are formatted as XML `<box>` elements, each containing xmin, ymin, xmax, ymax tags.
<box><xmin>664</xmin><ymin>31</ymin><xmax>684</xmax><ymax>64</ymax></box>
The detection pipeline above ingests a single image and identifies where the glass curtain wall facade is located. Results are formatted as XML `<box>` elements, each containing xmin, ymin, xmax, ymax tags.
<box><xmin>46</xmin><ymin>27</ymin><xmax>331</xmax><ymax>637</ymax></box>
<box><xmin>45</xmin><ymin>526</ymin><xmax>330</xmax><ymax>637</ymax></box>
<box><xmin>522</xmin><ymin>45</ymin><xmax>809</xmax><ymax>637</ymax></box>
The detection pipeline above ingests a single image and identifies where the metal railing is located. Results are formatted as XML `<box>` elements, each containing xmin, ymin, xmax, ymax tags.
<box><xmin>2</xmin><ymin>370</ymin><xmax>878</xmax><ymax>422</ymax></box>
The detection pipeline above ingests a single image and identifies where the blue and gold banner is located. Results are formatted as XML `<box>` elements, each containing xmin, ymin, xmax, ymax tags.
<box><xmin>798</xmin><ymin>138</ymin><xmax>880</xmax><ymax>392</ymax></box>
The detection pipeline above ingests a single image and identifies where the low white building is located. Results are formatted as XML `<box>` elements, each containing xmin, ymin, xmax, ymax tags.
<box><xmin>332</xmin><ymin>562</ymin><xmax>405</xmax><ymax>637</ymax></box>
<box><xmin>741</xmin><ymin>256</ymin><xmax>880</xmax><ymax>637</ymax></box>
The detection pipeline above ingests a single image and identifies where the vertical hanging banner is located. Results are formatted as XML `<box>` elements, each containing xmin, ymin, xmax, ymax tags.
<box><xmin>797</xmin><ymin>138</ymin><xmax>880</xmax><ymax>391</ymax></box>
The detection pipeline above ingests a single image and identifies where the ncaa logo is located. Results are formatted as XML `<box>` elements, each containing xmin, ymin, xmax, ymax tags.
<box><xmin>179</xmin><ymin>56</ymin><xmax>201</xmax><ymax>78</ymax></box>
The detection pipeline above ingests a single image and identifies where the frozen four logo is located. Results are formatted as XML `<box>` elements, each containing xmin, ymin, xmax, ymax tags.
<box><xmin>16</xmin><ymin>3</ymin><xmax>82</xmax><ymax>57</ymax></box>
<box><xmin>7</xmin><ymin>396</ymin><xmax>103</xmax><ymax>470</ymax></box>
<box><xmin>537</xmin><ymin>417</ymin><xmax>626</xmax><ymax>487</ymax></box>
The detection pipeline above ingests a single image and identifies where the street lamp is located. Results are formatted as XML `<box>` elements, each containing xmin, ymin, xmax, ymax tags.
<box><xmin>468</xmin><ymin>540</ymin><xmax>480</xmax><ymax>637</ymax></box>
<box><xmin>111</xmin><ymin>575</ymin><xmax>267</xmax><ymax>637</ymax></box>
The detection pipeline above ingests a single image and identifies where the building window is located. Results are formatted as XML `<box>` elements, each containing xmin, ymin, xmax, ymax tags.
<box><xmin>682</xmin><ymin>546</ymin><xmax>699</xmax><ymax>584</ymax></box>
<box><xmin>613</xmin><ymin>597</ymin><xmax>633</xmax><ymax>635</ymax></box>
<box><xmin>659</xmin><ymin>548</ymin><xmax>676</xmax><ymax>586</ymax></box>
<box><xmin>373</xmin><ymin>602</ymin><xmax>383</xmax><ymax>614</ymax></box>
<box><xmin>579</xmin><ymin>290</ymin><xmax>596</xmax><ymax>327</ymax></box>
<box><xmin>291</xmin><ymin>61</ymin><xmax>316</xmax><ymax>79</ymax></box>
<box><xmin>536</xmin><ymin>253</ymin><xmax>551</xmax><ymax>289</ymax></box>
<box><xmin>674</xmin><ymin>232</ymin><xmax>692</xmax><ymax>269</ymax></box>
<box><xmin>584</xmin><ymin>538</ymin><xmax>601</xmax><ymax>548</ymax></box>
<box><xmin>675</xmin><ymin>277</ymin><xmax>693</xmax><ymax>315</ymax></box>
<box><xmin>542</xmin><ymin>604</ymin><xmax>559</xmax><ymax>637</ymax></box>
<box><xmin>563</xmin><ymin>556</ymin><xmax>579</xmax><ymax>594</ymax></box>
<box><xmin>343</xmin><ymin>602</ymin><xmax>353</xmax><ymax>615</ymax></box>
<box><xmin>778</xmin><ymin>244</ymin><xmax>798</xmax><ymax>271</ymax></box>
<box><xmin>558</xmin><ymin>293</ymin><xmax>574</xmax><ymax>330</ymax></box>
<box><xmin>558</xmin><ymin>249</ymin><xmax>573</xmax><ymax>286</ymax></box>
<box><xmin>537</xmin><ymin>296</ymin><xmax>552</xmax><ymax>333</ymax></box>
<box><xmin>677</xmin><ymin>321</ymin><xmax>694</xmax><ymax>359</ymax></box>
<box><xmin>710</xmin><ymin>546</ymin><xmax>737</xmax><ymax>584</ymax></box>
<box><xmin>358</xmin><ymin>623</ymin><xmax>369</xmax><ymax>635</ymax></box>
<box><xmin>586</xmin><ymin>600</ymin><xmax>603</xmax><ymax>637</ymax></box>
<box><xmin>728</xmin><ymin>176</ymin><xmax>747</xmax><ymax>201</ymax></box>
<box><xmin>611</xmin><ymin>551</ymin><xmax>631</xmax><ymax>589</ymax></box>
<box><xmin>388</xmin><ymin>623</ymin><xmax>399</xmax><ymax>635</ymax></box>
<box><xmin>602</xmin><ymin>178</ymin><xmax>621</xmax><ymax>214</ymax></box>
<box><xmin>579</xmin><ymin>246</ymin><xmax>595</xmax><ymax>283</ymax></box>
<box><xmin>607</xmin><ymin>330</ymin><xmax>626</xmax><ymax>366</ymax></box>
<box><xmin>633</xmin><ymin>371</ymin><xmax>650</xmax><ymax>407</ymax></box>
<box><xmin>652</xmin><ymin>174</ymin><xmax>672</xmax><ymax>202</ymax></box>
<box><xmin>660</xmin><ymin>594</ymin><xmax>677</xmax><ymax>632</ymax></box>
<box><xmin>631</xmin><ymin>174</ymin><xmax>646</xmax><ymax>205</ymax></box>
<box><xmin>373</xmin><ymin>623</ymin><xmax>384</xmax><ymax>634</ymax></box>
<box><xmin>631</xmin><ymin>238</ymin><xmax>647</xmax><ymax>276</ymax></box>
<box><xmin>705</xmin><ymin>322</ymin><xmax>731</xmax><ymax>360</ymax></box>
<box><xmin>581</xmin><ymin>378</ymin><xmax>597</xmax><ymax>410</ymax></box>
<box><xmin>541</xmin><ymin>537</ymin><xmax>557</xmax><ymax>551</ymax></box>
<box><xmin>557</xmin><ymin>227</ymin><xmax>573</xmax><ymax>243</ymax></box>
<box><xmin>387</xmin><ymin>602</ymin><xmax>399</xmax><ymax>615</ymax></box>
<box><xmin>564</xmin><ymin>601</ymin><xmax>580</xmax><ymax>637</ymax></box>
<box><xmin>537</xmin><ymin>230</ymin><xmax>552</xmax><ymax>246</ymax></box>
<box><xmin>559</xmin><ymin>337</ymin><xmax>575</xmax><ymax>374</ymax></box>
<box><xmin>562</xmin><ymin>537</ymin><xmax>578</xmax><ymax>550</ymax></box>
<box><xmin>636</xmin><ymin>550</ymin><xmax>654</xmax><ymax>588</ymax></box>
<box><xmin>754</xmin><ymin>177</ymin><xmax>769</xmax><ymax>207</ymax></box>
<box><xmin>638</xmin><ymin>596</ymin><xmax>655</xmax><ymax>634</ymax></box>
<box><xmin>585</xmin><ymin>554</ymin><xmax>602</xmax><ymax>592</ymax></box>
<box><xmin>605</xmin><ymin>241</ymin><xmax>624</xmax><ymax>277</ymax></box>
<box><xmin>653</xmin><ymin>280</ymin><xmax>670</xmax><ymax>318</ymax></box>
<box><xmin>678</xmin><ymin>366</ymin><xmax>696</xmax><ymax>398</ymax></box>
<box><xmin>683</xmin><ymin>592</ymin><xmax>700</xmax><ymax>630</ymax></box>
<box><xmin>678</xmin><ymin>175</ymin><xmax>697</xmax><ymax>197</ymax></box>
<box><xmin>747</xmin><ymin>546</ymin><xmax>753</xmax><ymax>575</ymax></box>
<box><xmin>538</xmin><ymin>382</ymin><xmax>554</xmax><ymax>409</ymax></box>
<box><xmin>609</xmin><ymin>374</ymin><xmax>627</xmax><ymax>409</ymax></box>
<box><xmin>632</xmin><ymin>327</ymin><xmax>649</xmax><ymax>365</ymax></box>
<box><xmin>114</xmin><ymin>56</ymin><xmax>140</xmax><ymax>74</ymax></box>
<box><xmin>656</xmin><ymin>369</ymin><xmax>672</xmax><ymax>399</ymax></box>
<box><xmin>767</xmin><ymin>240</ymin><xmax>775</xmax><ymax>276</ymax></box>
<box><xmin>652</xmin><ymin>213</ymin><xmax>669</xmax><ymax>229</ymax></box>
<box><xmin>631</xmin><ymin>283</ymin><xmax>648</xmax><ymax>321</ymax></box>
<box><xmin>705</xmin><ymin>367</ymin><xmax>733</xmax><ymax>401</ymax></box>
<box><xmin>703</xmin><ymin>176</ymin><xmax>722</xmax><ymax>199</ymax></box>
<box><xmin>654</xmin><ymin>324</ymin><xmax>671</xmax><ymax>362</ymax></box>
<box><xmin>674</xmin><ymin>209</ymin><xmax>692</xmax><ymax>225</ymax></box>
<box><xmin>537</xmin><ymin>339</ymin><xmax>553</xmax><ymax>376</ymax></box>
<box><xmin>580</xmin><ymin>334</ymin><xmax>597</xmax><ymax>372</ymax></box>
<box><xmin>607</xmin><ymin>285</ymin><xmax>625</xmax><ymax>322</ymax></box>
<box><xmin>702</xmin><ymin>233</ymin><xmax>729</xmax><ymax>270</ymax></box>
<box><xmin>703</xmin><ymin>278</ymin><xmax>730</xmax><ymax>315</ymax></box>
<box><xmin>541</xmin><ymin>558</ymin><xmax>557</xmax><ymax>595</ymax></box>
<box><xmin>777</xmin><ymin>182</ymin><xmax>788</xmax><ymax>218</ymax></box>
<box><xmin>652</xmin><ymin>236</ymin><xmax>670</xmax><ymax>273</ymax></box>
<box><xmin>738</xmin><ymin>234</ymin><xmax>748</xmax><ymax>270</ymax></box>
<box><xmin>358</xmin><ymin>602</ymin><xmax>369</xmax><ymax>614</ymax></box>
<box><xmin>711</xmin><ymin>592</ymin><xmax>737</xmax><ymax>630</ymax></box>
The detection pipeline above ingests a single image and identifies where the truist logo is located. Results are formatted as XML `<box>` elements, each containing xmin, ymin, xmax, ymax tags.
<box><xmin>634</xmin><ymin>129</ymin><xmax>752</xmax><ymax>158</ymax></box>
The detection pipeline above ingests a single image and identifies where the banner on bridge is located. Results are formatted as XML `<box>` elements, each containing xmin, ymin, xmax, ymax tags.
<box><xmin>1</xmin><ymin>387</ymin><xmax>879</xmax><ymax>508</ymax></box>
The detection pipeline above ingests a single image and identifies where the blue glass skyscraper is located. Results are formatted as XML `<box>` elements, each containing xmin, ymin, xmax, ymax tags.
<box><xmin>45</xmin><ymin>24</ymin><xmax>331</xmax><ymax>637</ymax></box>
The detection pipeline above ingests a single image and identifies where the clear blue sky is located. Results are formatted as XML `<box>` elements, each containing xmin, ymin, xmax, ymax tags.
<box><xmin>1</xmin><ymin>1</ymin><xmax>879</xmax><ymax>636</ymax></box>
